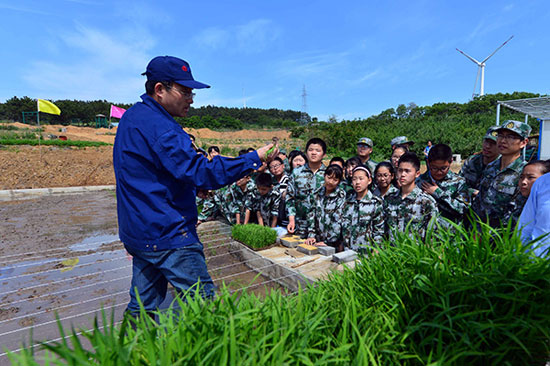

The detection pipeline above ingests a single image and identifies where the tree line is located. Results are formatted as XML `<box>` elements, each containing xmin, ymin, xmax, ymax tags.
<box><xmin>0</xmin><ymin>96</ymin><xmax>306</xmax><ymax>129</ymax></box>
<box><xmin>291</xmin><ymin>91</ymin><xmax>543</xmax><ymax>160</ymax></box>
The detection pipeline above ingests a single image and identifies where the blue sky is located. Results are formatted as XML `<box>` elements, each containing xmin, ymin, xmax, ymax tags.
<box><xmin>1</xmin><ymin>0</ymin><xmax>549</xmax><ymax>121</ymax></box>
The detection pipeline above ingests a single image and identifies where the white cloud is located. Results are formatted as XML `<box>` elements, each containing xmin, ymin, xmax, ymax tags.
<box><xmin>22</xmin><ymin>23</ymin><xmax>155</xmax><ymax>102</ymax></box>
<box><xmin>193</xmin><ymin>19</ymin><xmax>281</xmax><ymax>53</ymax></box>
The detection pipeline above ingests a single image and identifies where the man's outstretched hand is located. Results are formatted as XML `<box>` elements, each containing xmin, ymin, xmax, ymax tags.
<box><xmin>256</xmin><ymin>143</ymin><xmax>279</xmax><ymax>163</ymax></box>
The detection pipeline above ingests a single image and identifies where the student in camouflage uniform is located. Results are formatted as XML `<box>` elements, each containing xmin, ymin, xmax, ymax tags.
<box><xmin>473</xmin><ymin>120</ymin><xmax>532</xmax><ymax>227</ymax></box>
<box><xmin>244</xmin><ymin>172</ymin><xmax>280</xmax><ymax>227</ymax></box>
<box><xmin>506</xmin><ymin>160</ymin><xmax>550</xmax><ymax>228</ymax></box>
<box><xmin>356</xmin><ymin>137</ymin><xmax>378</xmax><ymax>175</ymax></box>
<box><xmin>304</xmin><ymin>165</ymin><xmax>347</xmax><ymax>250</ymax></box>
<box><xmin>341</xmin><ymin>166</ymin><xmax>385</xmax><ymax>253</ymax></box>
<box><xmin>278</xmin><ymin>149</ymin><xmax>291</xmax><ymax>173</ymax></box>
<box><xmin>197</xmin><ymin>186</ymin><xmax>232</xmax><ymax>224</ymax></box>
<box><xmin>417</xmin><ymin>144</ymin><xmax>470</xmax><ymax>225</ymax></box>
<box><xmin>373</xmin><ymin>162</ymin><xmax>398</xmax><ymax>199</ymax></box>
<box><xmin>287</xmin><ymin>138</ymin><xmax>327</xmax><ymax>237</ymax></box>
<box><xmin>384</xmin><ymin>152</ymin><xmax>438</xmax><ymax>241</ymax></box>
<box><xmin>390</xmin><ymin>136</ymin><xmax>414</xmax><ymax>151</ymax></box>
<box><xmin>343</xmin><ymin>157</ymin><xmax>362</xmax><ymax>196</ymax></box>
<box><xmin>229</xmin><ymin>175</ymin><xmax>255</xmax><ymax>225</ymax></box>
<box><xmin>459</xmin><ymin>126</ymin><xmax>500</xmax><ymax>192</ymax></box>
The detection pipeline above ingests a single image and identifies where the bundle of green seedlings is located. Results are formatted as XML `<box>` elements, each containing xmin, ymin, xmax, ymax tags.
<box><xmin>10</xmin><ymin>221</ymin><xmax>550</xmax><ymax>365</ymax></box>
<box><xmin>231</xmin><ymin>224</ymin><xmax>277</xmax><ymax>249</ymax></box>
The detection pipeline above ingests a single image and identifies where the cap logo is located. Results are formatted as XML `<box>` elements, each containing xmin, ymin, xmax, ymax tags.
<box><xmin>491</xmin><ymin>131</ymin><xmax>498</xmax><ymax>137</ymax></box>
<box><xmin>181</xmin><ymin>65</ymin><xmax>188</xmax><ymax>72</ymax></box>
<box><xmin>506</xmin><ymin>122</ymin><xmax>514</xmax><ymax>129</ymax></box>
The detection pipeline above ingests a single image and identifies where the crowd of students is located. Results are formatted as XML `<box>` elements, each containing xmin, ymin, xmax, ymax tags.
<box><xmin>195</xmin><ymin>120</ymin><xmax>550</xmax><ymax>255</ymax></box>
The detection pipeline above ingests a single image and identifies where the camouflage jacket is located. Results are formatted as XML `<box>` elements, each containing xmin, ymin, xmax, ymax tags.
<box><xmin>372</xmin><ymin>184</ymin><xmax>399</xmax><ymax>200</ymax></box>
<box><xmin>197</xmin><ymin>186</ymin><xmax>232</xmax><ymax>223</ymax></box>
<box><xmin>505</xmin><ymin>194</ymin><xmax>528</xmax><ymax>229</ymax></box>
<box><xmin>459</xmin><ymin>153</ymin><xmax>499</xmax><ymax>191</ymax></box>
<box><xmin>358</xmin><ymin>157</ymin><xmax>378</xmax><ymax>176</ymax></box>
<box><xmin>341</xmin><ymin>190</ymin><xmax>385</xmax><ymax>250</ymax></box>
<box><xmin>306</xmin><ymin>186</ymin><xmax>347</xmax><ymax>245</ymax></box>
<box><xmin>473</xmin><ymin>156</ymin><xmax>525</xmax><ymax>224</ymax></box>
<box><xmin>245</xmin><ymin>187</ymin><xmax>281</xmax><ymax>225</ymax></box>
<box><xmin>286</xmin><ymin>163</ymin><xmax>326</xmax><ymax>233</ymax></box>
<box><xmin>383</xmin><ymin>186</ymin><xmax>439</xmax><ymax>240</ymax></box>
<box><xmin>228</xmin><ymin>181</ymin><xmax>256</xmax><ymax>221</ymax></box>
<box><xmin>416</xmin><ymin>170</ymin><xmax>470</xmax><ymax>223</ymax></box>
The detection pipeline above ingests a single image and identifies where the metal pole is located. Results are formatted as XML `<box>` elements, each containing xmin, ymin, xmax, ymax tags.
<box><xmin>496</xmin><ymin>103</ymin><xmax>500</xmax><ymax>126</ymax></box>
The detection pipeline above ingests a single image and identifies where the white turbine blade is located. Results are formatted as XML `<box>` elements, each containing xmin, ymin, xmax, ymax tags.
<box><xmin>481</xmin><ymin>35</ymin><xmax>514</xmax><ymax>63</ymax></box>
<box><xmin>456</xmin><ymin>48</ymin><xmax>481</xmax><ymax>65</ymax></box>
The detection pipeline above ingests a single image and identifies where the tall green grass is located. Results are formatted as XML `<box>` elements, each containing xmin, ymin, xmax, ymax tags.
<box><xmin>9</xmin><ymin>222</ymin><xmax>550</xmax><ymax>365</ymax></box>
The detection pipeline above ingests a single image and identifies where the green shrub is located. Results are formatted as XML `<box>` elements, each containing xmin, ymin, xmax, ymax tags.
<box><xmin>9</xmin><ymin>223</ymin><xmax>550</xmax><ymax>365</ymax></box>
<box><xmin>231</xmin><ymin>224</ymin><xmax>277</xmax><ymax>249</ymax></box>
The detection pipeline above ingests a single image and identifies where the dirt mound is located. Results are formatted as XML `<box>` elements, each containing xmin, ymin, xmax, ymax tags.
<box><xmin>188</xmin><ymin>128</ymin><xmax>291</xmax><ymax>141</ymax></box>
<box><xmin>0</xmin><ymin>145</ymin><xmax>114</xmax><ymax>190</ymax></box>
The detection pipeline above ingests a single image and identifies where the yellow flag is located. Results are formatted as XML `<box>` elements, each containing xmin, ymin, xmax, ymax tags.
<box><xmin>37</xmin><ymin>99</ymin><xmax>61</xmax><ymax>115</ymax></box>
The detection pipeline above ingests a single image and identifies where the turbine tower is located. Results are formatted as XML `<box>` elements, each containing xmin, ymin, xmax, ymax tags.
<box><xmin>456</xmin><ymin>35</ymin><xmax>514</xmax><ymax>98</ymax></box>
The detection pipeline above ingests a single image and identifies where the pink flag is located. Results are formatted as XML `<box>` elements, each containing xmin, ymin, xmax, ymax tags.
<box><xmin>110</xmin><ymin>105</ymin><xmax>126</xmax><ymax>119</ymax></box>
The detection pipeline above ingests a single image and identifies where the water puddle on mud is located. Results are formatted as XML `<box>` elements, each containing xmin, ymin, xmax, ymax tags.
<box><xmin>69</xmin><ymin>233</ymin><xmax>120</xmax><ymax>252</ymax></box>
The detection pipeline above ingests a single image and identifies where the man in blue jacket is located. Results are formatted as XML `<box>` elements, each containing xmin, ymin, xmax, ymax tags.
<box><xmin>114</xmin><ymin>56</ymin><xmax>276</xmax><ymax>315</ymax></box>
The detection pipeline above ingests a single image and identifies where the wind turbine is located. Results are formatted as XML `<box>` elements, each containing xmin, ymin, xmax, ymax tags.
<box><xmin>456</xmin><ymin>35</ymin><xmax>514</xmax><ymax>98</ymax></box>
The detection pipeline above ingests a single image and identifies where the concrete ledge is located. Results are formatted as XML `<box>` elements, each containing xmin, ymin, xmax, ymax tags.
<box><xmin>228</xmin><ymin>240</ymin><xmax>313</xmax><ymax>292</ymax></box>
<box><xmin>0</xmin><ymin>185</ymin><xmax>115</xmax><ymax>201</ymax></box>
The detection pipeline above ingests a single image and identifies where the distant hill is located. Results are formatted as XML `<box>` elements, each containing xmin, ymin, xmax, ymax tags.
<box><xmin>0</xmin><ymin>97</ymin><xmax>307</xmax><ymax>130</ymax></box>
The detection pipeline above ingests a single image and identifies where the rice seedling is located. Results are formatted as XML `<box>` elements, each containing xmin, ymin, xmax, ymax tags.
<box><xmin>8</xmin><ymin>221</ymin><xmax>550</xmax><ymax>365</ymax></box>
<box><xmin>231</xmin><ymin>224</ymin><xmax>277</xmax><ymax>249</ymax></box>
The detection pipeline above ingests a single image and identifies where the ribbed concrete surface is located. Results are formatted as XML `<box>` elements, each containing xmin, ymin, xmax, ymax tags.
<box><xmin>0</xmin><ymin>185</ymin><xmax>115</xmax><ymax>201</ymax></box>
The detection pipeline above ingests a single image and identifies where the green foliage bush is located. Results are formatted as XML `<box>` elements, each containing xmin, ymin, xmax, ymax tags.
<box><xmin>231</xmin><ymin>224</ymin><xmax>277</xmax><ymax>249</ymax></box>
<box><xmin>10</xmin><ymin>223</ymin><xmax>550</xmax><ymax>365</ymax></box>
<box><xmin>293</xmin><ymin>92</ymin><xmax>542</xmax><ymax>160</ymax></box>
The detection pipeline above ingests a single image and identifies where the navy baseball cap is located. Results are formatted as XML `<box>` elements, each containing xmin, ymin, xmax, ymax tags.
<box><xmin>142</xmin><ymin>56</ymin><xmax>210</xmax><ymax>89</ymax></box>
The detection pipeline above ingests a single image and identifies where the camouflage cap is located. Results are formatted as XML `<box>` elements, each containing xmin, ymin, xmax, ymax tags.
<box><xmin>483</xmin><ymin>126</ymin><xmax>499</xmax><ymax>142</ymax></box>
<box><xmin>390</xmin><ymin>136</ymin><xmax>414</xmax><ymax>146</ymax></box>
<box><xmin>279</xmin><ymin>148</ymin><xmax>287</xmax><ymax>155</ymax></box>
<box><xmin>497</xmin><ymin>120</ymin><xmax>532</xmax><ymax>139</ymax></box>
<box><xmin>357</xmin><ymin>137</ymin><xmax>373</xmax><ymax>147</ymax></box>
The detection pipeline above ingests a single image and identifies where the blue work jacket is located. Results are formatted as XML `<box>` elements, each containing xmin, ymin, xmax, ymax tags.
<box><xmin>113</xmin><ymin>94</ymin><xmax>261</xmax><ymax>251</ymax></box>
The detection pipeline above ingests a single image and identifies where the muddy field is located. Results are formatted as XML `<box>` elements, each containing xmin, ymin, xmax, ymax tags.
<box><xmin>0</xmin><ymin>191</ymin><xmax>284</xmax><ymax>364</ymax></box>
<box><xmin>0</xmin><ymin>123</ymin><xmax>297</xmax><ymax>190</ymax></box>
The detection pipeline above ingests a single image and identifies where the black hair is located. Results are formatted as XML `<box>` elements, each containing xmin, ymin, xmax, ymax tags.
<box><xmin>289</xmin><ymin>151</ymin><xmax>308</xmax><ymax>172</ymax></box>
<box><xmin>288</xmin><ymin>149</ymin><xmax>301</xmax><ymax>160</ymax></box>
<box><xmin>345</xmin><ymin>156</ymin><xmax>362</xmax><ymax>168</ymax></box>
<box><xmin>305</xmin><ymin>137</ymin><xmax>327</xmax><ymax>154</ymax></box>
<box><xmin>428</xmin><ymin>143</ymin><xmax>453</xmax><ymax>163</ymax></box>
<box><xmin>393</xmin><ymin>144</ymin><xmax>409</xmax><ymax>154</ymax></box>
<box><xmin>247</xmin><ymin>147</ymin><xmax>255</xmax><ymax>153</ymax></box>
<box><xmin>256</xmin><ymin>172</ymin><xmax>273</xmax><ymax>188</ymax></box>
<box><xmin>329</xmin><ymin>156</ymin><xmax>345</xmax><ymax>167</ymax></box>
<box><xmin>145</xmin><ymin>80</ymin><xmax>172</xmax><ymax>95</ymax></box>
<box><xmin>269</xmin><ymin>157</ymin><xmax>284</xmax><ymax>167</ymax></box>
<box><xmin>325</xmin><ymin>164</ymin><xmax>344</xmax><ymax>181</ymax></box>
<box><xmin>374</xmin><ymin>161</ymin><xmax>395</xmax><ymax>177</ymax></box>
<box><xmin>238</xmin><ymin>149</ymin><xmax>248</xmax><ymax>156</ymax></box>
<box><xmin>525</xmin><ymin>160</ymin><xmax>550</xmax><ymax>175</ymax></box>
<box><xmin>188</xmin><ymin>134</ymin><xmax>196</xmax><ymax>142</ymax></box>
<box><xmin>352</xmin><ymin>164</ymin><xmax>372</xmax><ymax>179</ymax></box>
<box><xmin>208</xmin><ymin>146</ymin><xmax>220</xmax><ymax>154</ymax></box>
<box><xmin>398</xmin><ymin>152</ymin><xmax>421</xmax><ymax>171</ymax></box>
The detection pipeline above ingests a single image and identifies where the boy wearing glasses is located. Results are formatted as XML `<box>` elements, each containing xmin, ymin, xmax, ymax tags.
<box><xmin>417</xmin><ymin>143</ymin><xmax>470</xmax><ymax>225</ymax></box>
<box><xmin>473</xmin><ymin>120</ymin><xmax>532</xmax><ymax>226</ymax></box>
